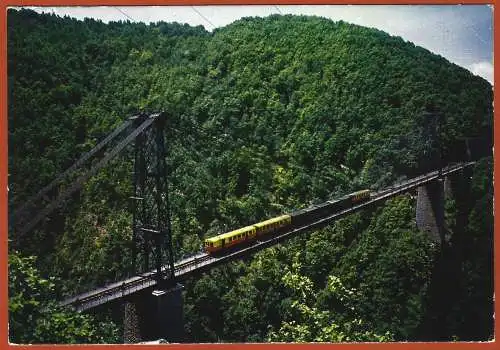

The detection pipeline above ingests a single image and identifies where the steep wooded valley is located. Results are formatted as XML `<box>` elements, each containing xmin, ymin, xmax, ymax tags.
<box><xmin>7</xmin><ymin>9</ymin><xmax>493</xmax><ymax>343</ymax></box>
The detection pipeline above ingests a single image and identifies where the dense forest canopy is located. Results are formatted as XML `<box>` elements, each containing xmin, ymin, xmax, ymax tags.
<box><xmin>7</xmin><ymin>9</ymin><xmax>493</xmax><ymax>343</ymax></box>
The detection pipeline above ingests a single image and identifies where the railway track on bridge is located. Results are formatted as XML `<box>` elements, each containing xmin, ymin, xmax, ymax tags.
<box><xmin>61</xmin><ymin>162</ymin><xmax>474</xmax><ymax>312</ymax></box>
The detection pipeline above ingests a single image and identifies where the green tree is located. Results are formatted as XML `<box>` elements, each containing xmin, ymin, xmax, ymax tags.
<box><xmin>267</xmin><ymin>256</ymin><xmax>393</xmax><ymax>342</ymax></box>
<box><xmin>8</xmin><ymin>252</ymin><xmax>120</xmax><ymax>344</ymax></box>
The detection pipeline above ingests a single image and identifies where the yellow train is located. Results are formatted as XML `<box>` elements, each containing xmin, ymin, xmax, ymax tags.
<box><xmin>203</xmin><ymin>190</ymin><xmax>370</xmax><ymax>254</ymax></box>
<box><xmin>204</xmin><ymin>215</ymin><xmax>291</xmax><ymax>253</ymax></box>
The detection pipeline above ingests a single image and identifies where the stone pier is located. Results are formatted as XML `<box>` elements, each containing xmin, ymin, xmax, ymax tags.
<box><xmin>123</xmin><ymin>283</ymin><xmax>184</xmax><ymax>343</ymax></box>
<box><xmin>416</xmin><ymin>167</ymin><xmax>472</xmax><ymax>245</ymax></box>
<box><xmin>416</xmin><ymin>179</ymin><xmax>445</xmax><ymax>244</ymax></box>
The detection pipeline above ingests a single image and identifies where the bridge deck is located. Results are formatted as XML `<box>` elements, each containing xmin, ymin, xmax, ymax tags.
<box><xmin>61</xmin><ymin>162</ymin><xmax>474</xmax><ymax>312</ymax></box>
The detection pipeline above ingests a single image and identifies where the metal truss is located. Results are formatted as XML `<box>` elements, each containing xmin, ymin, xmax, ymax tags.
<box><xmin>131</xmin><ymin>112</ymin><xmax>175</xmax><ymax>287</ymax></box>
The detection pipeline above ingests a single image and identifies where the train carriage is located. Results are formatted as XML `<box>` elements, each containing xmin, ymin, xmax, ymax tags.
<box><xmin>291</xmin><ymin>194</ymin><xmax>352</xmax><ymax>227</ymax></box>
<box><xmin>351</xmin><ymin>189</ymin><xmax>371</xmax><ymax>203</ymax></box>
<box><xmin>204</xmin><ymin>225</ymin><xmax>256</xmax><ymax>253</ymax></box>
<box><xmin>254</xmin><ymin>215</ymin><xmax>291</xmax><ymax>236</ymax></box>
<box><xmin>203</xmin><ymin>190</ymin><xmax>371</xmax><ymax>254</ymax></box>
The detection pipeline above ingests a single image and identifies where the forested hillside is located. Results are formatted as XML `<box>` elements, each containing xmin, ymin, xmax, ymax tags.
<box><xmin>7</xmin><ymin>9</ymin><xmax>493</xmax><ymax>343</ymax></box>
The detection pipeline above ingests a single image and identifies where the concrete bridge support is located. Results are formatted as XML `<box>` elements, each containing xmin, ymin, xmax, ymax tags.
<box><xmin>416</xmin><ymin>179</ymin><xmax>445</xmax><ymax>244</ymax></box>
<box><xmin>123</xmin><ymin>284</ymin><xmax>184</xmax><ymax>343</ymax></box>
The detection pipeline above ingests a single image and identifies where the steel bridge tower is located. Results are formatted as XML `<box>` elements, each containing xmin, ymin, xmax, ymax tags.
<box><xmin>125</xmin><ymin>112</ymin><xmax>182</xmax><ymax>343</ymax></box>
<box><xmin>130</xmin><ymin>112</ymin><xmax>175</xmax><ymax>287</ymax></box>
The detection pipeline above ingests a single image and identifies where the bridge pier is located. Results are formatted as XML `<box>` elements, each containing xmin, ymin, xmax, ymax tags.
<box><xmin>416</xmin><ymin>179</ymin><xmax>445</xmax><ymax>244</ymax></box>
<box><xmin>416</xmin><ymin>167</ymin><xmax>472</xmax><ymax>245</ymax></box>
<box><xmin>123</xmin><ymin>284</ymin><xmax>184</xmax><ymax>343</ymax></box>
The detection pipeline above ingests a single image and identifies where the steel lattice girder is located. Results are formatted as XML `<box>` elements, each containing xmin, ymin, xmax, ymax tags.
<box><xmin>131</xmin><ymin>112</ymin><xmax>175</xmax><ymax>287</ymax></box>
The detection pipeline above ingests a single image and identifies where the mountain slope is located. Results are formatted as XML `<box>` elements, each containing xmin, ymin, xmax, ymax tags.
<box><xmin>7</xmin><ymin>10</ymin><xmax>493</xmax><ymax>343</ymax></box>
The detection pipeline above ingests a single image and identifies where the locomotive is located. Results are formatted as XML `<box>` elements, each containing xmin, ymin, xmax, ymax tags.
<box><xmin>203</xmin><ymin>189</ymin><xmax>370</xmax><ymax>254</ymax></box>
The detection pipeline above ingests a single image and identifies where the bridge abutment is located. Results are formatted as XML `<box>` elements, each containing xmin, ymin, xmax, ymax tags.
<box><xmin>123</xmin><ymin>284</ymin><xmax>184</xmax><ymax>343</ymax></box>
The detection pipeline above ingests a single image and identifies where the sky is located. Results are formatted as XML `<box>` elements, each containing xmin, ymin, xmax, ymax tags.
<box><xmin>26</xmin><ymin>5</ymin><xmax>494</xmax><ymax>84</ymax></box>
